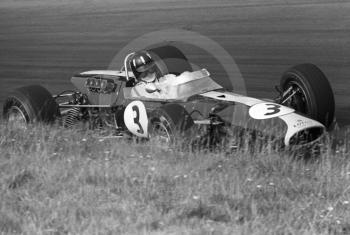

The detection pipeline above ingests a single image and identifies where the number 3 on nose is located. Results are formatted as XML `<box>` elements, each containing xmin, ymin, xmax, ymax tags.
<box><xmin>249</xmin><ymin>102</ymin><xmax>294</xmax><ymax>120</ymax></box>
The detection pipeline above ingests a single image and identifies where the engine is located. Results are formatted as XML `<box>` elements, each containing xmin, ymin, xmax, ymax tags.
<box><xmin>85</xmin><ymin>77</ymin><xmax>117</xmax><ymax>94</ymax></box>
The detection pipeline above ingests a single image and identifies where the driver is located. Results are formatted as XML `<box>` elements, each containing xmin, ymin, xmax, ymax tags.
<box><xmin>131</xmin><ymin>51</ymin><xmax>159</xmax><ymax>84</ymax></box>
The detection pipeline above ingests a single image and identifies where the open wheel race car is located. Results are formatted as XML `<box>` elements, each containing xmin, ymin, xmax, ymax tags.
<box><xmin>3</xmin><ymin>45</ymin><xmax>335</xmax><ymax>152</ymax></box>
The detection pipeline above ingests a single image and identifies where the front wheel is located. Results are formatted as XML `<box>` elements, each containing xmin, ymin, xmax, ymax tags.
<box><xmin>149</xmin><ymin>104</ymin><xmax>194</xmax><ymax>146</ymax></box>
<box><xmin>280</xmin><ymin>64</ymin><xmax>335</xmax><ymax>129</ymax></box>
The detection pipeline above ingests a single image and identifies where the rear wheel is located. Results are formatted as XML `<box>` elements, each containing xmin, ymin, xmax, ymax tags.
<box><xmin>6</xmin><ymin>106</ymin><xmax>27</xmax><ymax>128</ymax></box>
<box><xmin>280</xmin><ymin>64</ymin><xmax>335</xmax><ymax>129</ymax></box>
<box><xmin>3</xmin><ymin>85</ymin><xmax>59</xmax><ymax>126</ymax></box>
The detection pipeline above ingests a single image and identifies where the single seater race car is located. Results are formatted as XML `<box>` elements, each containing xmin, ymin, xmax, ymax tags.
<box><xmin>2</xmin><ymin>45</ymin><xmax>335</xmax><ymax>152</ymax></box>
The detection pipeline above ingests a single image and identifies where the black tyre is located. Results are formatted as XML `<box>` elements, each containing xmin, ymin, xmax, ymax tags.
<box><xmin>280</xmin><ymin>64</ymin><xmax>335</xmax><ymax>129</ymax></box>
<box><xmin>3</xmin><ymin>85</ymin><xmax>59</xmax><ymax>125</ymax></box>
<box><xmin>149</xmin><ymin>104</ymin><xmax>194</xmax><ymax>145</ymax></box>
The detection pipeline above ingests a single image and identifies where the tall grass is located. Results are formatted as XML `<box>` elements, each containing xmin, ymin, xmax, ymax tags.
<box><xmin>0</xmin><ymin>123</ymin><xmax>350</xmax><ymax>234</ymax></box>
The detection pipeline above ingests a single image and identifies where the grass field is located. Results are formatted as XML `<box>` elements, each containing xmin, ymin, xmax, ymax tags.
<box><xmin>0</xmin><ymin>123</ymin><xmax>350</xmax><ymax>234</ymax></box>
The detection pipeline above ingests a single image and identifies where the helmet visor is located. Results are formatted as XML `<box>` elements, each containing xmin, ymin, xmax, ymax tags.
<box><xmin>136</xmin><ymin>61</ymin><xmax>155</xmax><ymax>73</ymax></box>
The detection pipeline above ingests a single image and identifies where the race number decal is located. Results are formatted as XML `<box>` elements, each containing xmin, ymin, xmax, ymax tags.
<box><xmin>264</xmin><ymin>104</ymin><xmax>281</xmax><ymax>116</ymax></box>
<box><xmin>248</xmin><ymin>102</ymin><xmax>294</xmax><ymax>120</ymax></box>
<box><xmin>124</xmin><ymin>101</ymin><xmax>148</xmax><ymax>138</ymax></box>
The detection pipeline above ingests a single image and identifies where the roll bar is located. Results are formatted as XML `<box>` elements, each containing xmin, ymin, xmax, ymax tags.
<box><xmin>122</xmin><ymin>52</ymin><xmax>135</xmax><ymax>81</ymax></box>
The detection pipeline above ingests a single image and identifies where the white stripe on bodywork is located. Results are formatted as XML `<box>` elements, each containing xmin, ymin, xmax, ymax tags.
<box><xmin>81</xmin><ymin>70</ymin><xmax>134</xmax><ymax>77</ymax></box>
<box><xmin>200</xmin><ymin>91</ymin><xmax>263</xmax><ymax>106</ymax></box>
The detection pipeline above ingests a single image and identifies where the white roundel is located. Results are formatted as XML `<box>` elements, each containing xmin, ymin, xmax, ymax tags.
<box><xmin>248</xmin><ymin>102</ymin><xmax>294</xmax><ymax>120</ymax></box>
<box><xmin>124</xmin><ymin>101</ymin><xmax>149</xmax><ymax>138</ymax></box>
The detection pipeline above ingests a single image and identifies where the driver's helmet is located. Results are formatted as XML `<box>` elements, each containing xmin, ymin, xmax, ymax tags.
<box><xmin>131</xmin><ymin>51</ymin><xmax>155</xmax><ymax>75</ymax></box>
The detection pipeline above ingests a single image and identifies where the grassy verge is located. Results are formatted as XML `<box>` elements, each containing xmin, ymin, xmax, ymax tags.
<box><xmin>0</xmin><ymin>124</ymin><xmax>350</xmax><ymax>234</ymax></box>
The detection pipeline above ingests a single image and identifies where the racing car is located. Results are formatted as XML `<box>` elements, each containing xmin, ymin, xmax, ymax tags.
<box><xmin>2</xmin><ymin>45</ymin><xmax>335</xmax><ymax>152</ymax></box>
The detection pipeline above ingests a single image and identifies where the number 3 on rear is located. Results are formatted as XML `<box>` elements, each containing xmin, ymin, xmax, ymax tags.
<box><xmin>124</xmin><ymin>101</ymin><xmax>149</xmax><ymax>138</ymax></box>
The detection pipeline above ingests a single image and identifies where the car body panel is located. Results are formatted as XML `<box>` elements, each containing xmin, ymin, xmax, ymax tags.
<box><xmin>123</xmin><ymin>69</ymin><xmax>222</xmax><ymax>101</ymax></box>
<box><xmin>71</xmin><ymin>67</ymin><xmax>325</xmax><ymax>147</ymax></box>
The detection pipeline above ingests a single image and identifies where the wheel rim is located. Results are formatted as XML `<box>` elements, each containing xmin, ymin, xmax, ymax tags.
<box><xmin>150</xmin><ymin>119</ymin><xmax>172</xmax><ymax>145</ymax></box>
<box><xmin>7</xmin><ymin>106</ymin><xmax>27</xmax><ymax>128</ymax></box>
<box><xmin>283</xmin><ymin>81</ymin><xmax>309</xmax><ymax>115</ymax></box>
